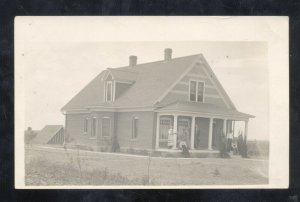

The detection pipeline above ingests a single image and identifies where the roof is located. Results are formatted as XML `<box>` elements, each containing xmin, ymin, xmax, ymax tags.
<box><xmin>30</xmin><ymin>125</ymin><xmax>63</xmax><ymax>144</ymax></box>
<box><xmin>156</xmin><ymin>101</ymin><xmax>255</xmax><ymax>119</ymax></box>
<box><xmin>107</xmin><ymin>68</ymin><xmax>138</xmax><ymax>83</ymax></box>
<box><xmin>62</xmin><ymin>54</ymin><xmax>202</xmax><ymax>110</ymax></box>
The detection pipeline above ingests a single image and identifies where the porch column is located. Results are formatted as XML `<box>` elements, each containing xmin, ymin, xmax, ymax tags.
<box><xmin>208</xmin><ymin>117</ymin><xmax>213</xmax><ymax>150</ymax></box>
<box><xmin>173</xmin><ymin>115</ymin><xmax>178</xmax><ymax>149</ymax></box>
<box><xmin>190</xmin><ymin>116</ymin><xmax>195</xmax><ymax>150</ymax></box>
<box><xmin>223</xmin><ymin>119</ymin><xmax>227</xmax><ymax>137</ymax></box>
<box><xmin>155</xmin><ymin>114</ymin><xmax>160</xmax><ymax>149</ymax></box>
<box><xmin>244</xmin><ymin>120</ymin><xmax>249</xmax><ymax>143</ymax></box>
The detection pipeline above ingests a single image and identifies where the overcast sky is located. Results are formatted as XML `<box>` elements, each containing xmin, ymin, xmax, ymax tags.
<box><xmin>16</xmin><ymin>17</ymin><xmax>270</xmax><ymax>140</ymax></box>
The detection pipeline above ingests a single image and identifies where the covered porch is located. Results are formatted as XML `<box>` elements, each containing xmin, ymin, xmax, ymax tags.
<box><xmin>155</xmin><ymin>102</ymin><xmax>254</xmax><ymax>151</ymax></box>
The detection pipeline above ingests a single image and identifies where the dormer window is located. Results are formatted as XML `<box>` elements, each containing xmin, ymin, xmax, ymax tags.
<box><xmin>189</xmin><ymin>80</ymin><xmax>204</xmax><ymax>102</ymax></box>
<box><xmin>105</xmin><ymin>81</ymin><xmax>113</xmax><ymax>102</ymax></box>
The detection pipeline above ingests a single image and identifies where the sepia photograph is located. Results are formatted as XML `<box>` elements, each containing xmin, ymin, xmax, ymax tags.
<box><xmin>15</xmin><ymin>16</ymin><xmax>288</xmax><ymax>188</ymax></box>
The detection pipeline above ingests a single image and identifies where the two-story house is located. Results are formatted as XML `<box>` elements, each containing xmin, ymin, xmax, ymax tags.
<box><xmin>61</xmin><ymin>48</ymin><xmax>254</xmax><ymax>152</ymax></box>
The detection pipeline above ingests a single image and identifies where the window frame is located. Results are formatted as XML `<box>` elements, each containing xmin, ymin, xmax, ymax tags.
<box><xmin>105</xmin><ymin>81</ymin><xmax>113</xmax><ymax>102</ymax></box>
<box><xmin>197</xmin><ymin>81</ymin><xmax>205</xmax><ymax>103</ymax></box>
<box><xmin>189</xmin><ymin>79</ymin><xmax>205</xmax><ymax>103</ymax></box>
<box><xmin>132</xmin><ymin>117</ymin><xmax>139</xmax><ymax>139</ymax></box>
<box><xmin>101</xmin><ymin>117</ymin><xmax>111</xmax><ymax>137</ymax></box>
<box><xmin>91</xmin><ymin>117</ymin><xmax>97</xmax><ymax>138</ymax></box>
<box><xmin>83</xmin><ymin>117</ymin><xmax>89</xmax><ymax>134</ymax></box>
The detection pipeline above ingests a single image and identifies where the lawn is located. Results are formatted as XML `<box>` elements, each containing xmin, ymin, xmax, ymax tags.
<box><xmin>25</xmin><ymin>145</ymin><xmax>269</xmax><ymax>186</ymax></box>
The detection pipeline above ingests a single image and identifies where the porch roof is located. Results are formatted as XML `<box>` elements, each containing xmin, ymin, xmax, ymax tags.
<box><xmin>156</xmin><ymin>101</ymin><xmax>255</xmax><ymax>119</ymax></box>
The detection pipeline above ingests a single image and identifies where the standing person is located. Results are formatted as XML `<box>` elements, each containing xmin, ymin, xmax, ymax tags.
<box><xmin>232</xmin><ymin>138</ymin><xmax>238</xmax><ymax>155</ymax></box>
<box><xmin>237</xmin><ymin>131</ymin><xmax>244</xmax><ymax>156</ymax></box>
<box><xmin>227</xmin><ymin>130</ymin><xmax>233</xmax><ymax>153</ymax></box>
<box><xmin>167</xmin><ymin>127</ymin><xmax>174</xmax><ymax>149</ymax></box>
<box><xmin>219</xmin><ymin>133</ymin><xmax>227</xmax><ymax>158</ymax></box>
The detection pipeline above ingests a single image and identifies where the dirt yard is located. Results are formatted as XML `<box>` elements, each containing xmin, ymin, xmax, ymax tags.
<box><xmin>25</xmin><ymin>145</ymin><xmax>269</xmax><ymax>186</ymax></box>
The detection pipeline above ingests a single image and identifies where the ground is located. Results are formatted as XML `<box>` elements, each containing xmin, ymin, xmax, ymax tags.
<box><xmin>25</xmin><ymin>145</ymin><xmax>268</xmax><ymax>186</ymax></box>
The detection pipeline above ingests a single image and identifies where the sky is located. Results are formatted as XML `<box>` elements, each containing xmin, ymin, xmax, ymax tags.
<box><xmin>16</xmin><ymin>17</ymin><xmax>270</xmax><ymax>140</ymax></box>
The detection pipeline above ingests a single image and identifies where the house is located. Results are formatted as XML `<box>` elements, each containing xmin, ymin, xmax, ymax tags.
<box><xmin>30</xmin><ymin>125</ymin><xmax>64</xmax><ymax>145</ymax></box>
<box><xmin>61</xmin><ymin>48</ymin><xmax>254</xmax><ymax>152</ymax></box>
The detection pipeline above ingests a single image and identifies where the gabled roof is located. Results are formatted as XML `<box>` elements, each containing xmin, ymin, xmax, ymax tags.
<box><xmin>106</xmin><ymin>68</ymin><xmax>138</xmax><ymax>83</ymax></box>
<box><xmin>62</xmin><ymin>54</ymin><xmax>202</xmax><ymax>110</ymax></box>
<box><xmin>30</xmin><ymin>125</ymin><xmax>63</xmax><ymax>144</ymax></box>
<box><xmin>156</xmin><ymin>101</ymin><xmax>254</xmax><ymax>119</ymax></box>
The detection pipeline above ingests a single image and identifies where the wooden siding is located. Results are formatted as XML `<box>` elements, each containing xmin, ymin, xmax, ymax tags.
<box><xmin>160</xmin><ymin>62</ymin><xmax>228</xmax><ymax>108</ymax></box>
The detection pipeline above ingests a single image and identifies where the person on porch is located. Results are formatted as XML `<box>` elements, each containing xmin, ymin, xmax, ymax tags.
<box><xmin>167</xmin><ymin>126</ymin><xmax>174</xmax><ymax>149</ymax></box>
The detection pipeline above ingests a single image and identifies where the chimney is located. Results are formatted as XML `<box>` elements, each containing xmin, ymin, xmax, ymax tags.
<box><xmin>164</xmin><ymin>48</ymin><xmax>172</xmax><ymax>61</ymax></box>
<box><xmin>129</xmin><ymin>55</ymin><xmax>137</xmax><ymax>67</ymax></box>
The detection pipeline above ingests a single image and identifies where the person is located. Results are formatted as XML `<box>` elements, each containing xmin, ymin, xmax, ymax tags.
<box><xmin>227</xmin><ymin>130</ymin><xmax>233</xmax><ymax>152</ymax></box>
<box><xmin>237</xmin><ymin>131</ymin><xmax>244</xmax><ymax>156</ymax></box>
<box><xmin>219</xmin><ymin>133</ymin><xmax>228</xmax><ymax>158</ymax></box>
<box><xmin>179</xmin><ymin>141</ymin><xmax>190</xmax><ymax>158</ymax></box>
<box><xmin>173</xmin><ymin>129</ymin><xmax>177</xmax><ymax>149</ymax></box>
<box><xmin>167</xmin><ymin>127</ymin><xmax>174</xmax><ymax>149</ymax></box>
<box><xmin>232</xmin><ymin>138</ymin><xmax>238</xmax><ymax>155</ymax></box>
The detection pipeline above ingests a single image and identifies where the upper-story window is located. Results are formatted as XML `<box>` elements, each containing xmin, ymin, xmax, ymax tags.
<box><xmin>105</xmin><ymin>81</ymin><xmax>113</xmax><ymax>102</ymax></box>
<box><xmin>189</xmin><ymin>80</ymin><xmax>204</xmax><ymax>102</ymax></box>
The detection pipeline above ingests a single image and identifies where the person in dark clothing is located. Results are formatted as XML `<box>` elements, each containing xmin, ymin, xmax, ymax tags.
<box><xmin>219</xmin><ymin>133</ymin><xmax>229</xmax><ymax>158</ymax></box>
<box><xmin>180</xmin><ymin>141</ymin><xmax>190</xmax><ymax>158</ymax></box>
<box><xmin>181</xmin><ymin>144</ymin><xmax>190</xmax><ymax>158</ymax></box>
<box><xmin>241</xmin><ymin>141</ymin><xmax>248</xmax><ymax>158</ymax></box>
<box><xmin>237</xmin><ymin>132</ymin><xmax>244</xmax><ymax>155</ymax></box>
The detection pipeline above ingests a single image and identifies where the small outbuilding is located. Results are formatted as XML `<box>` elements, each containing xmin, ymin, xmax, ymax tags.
<box><xmin>30</xmin><ymin>125</ymin><xmax>64</xmax><ymax>145</ymax></box>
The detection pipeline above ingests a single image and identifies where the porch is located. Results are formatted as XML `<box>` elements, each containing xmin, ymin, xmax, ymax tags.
<box><xmin>155</xmin><ymin>102</ymin><xmax>255</xmax><ymax>151</ymax></box>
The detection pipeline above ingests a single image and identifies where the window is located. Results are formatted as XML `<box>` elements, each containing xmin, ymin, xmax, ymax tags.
<box><xmin>189</xmin><ymin>80</ymin><xmax>204</xmax><ymax>102</ymax></box>
<box><xmin>197</xmin><ymin>82</ymin><xmax>204</xmax><ymax>102</ymax></box>
<box><xmin>132</xmin><ymin>117</ymin><xmax>139</xmax><ymax>139</ymax></box>
<box><xmin>84</xmin><ymin>118</ymin><xmax>88</xmax><ymax>133</ymax></box>
<box><xmin>91</xmin><ymin>117</ymin><xmax>97</xmax><ymax>137</ymax></box>
<box><xmin>102</xmin><ymin>118</ymin><xmax>111</xmax><ymax>137</ymax></box>
<box><xmin>189</xmin><ymin>80</ymin><xmax>197</xmax><ymax>102</ymax></box>
<box><xmin>106</xmin><ymin>81</ymin><xmax>113</xmax><ymax>102</ymax></box>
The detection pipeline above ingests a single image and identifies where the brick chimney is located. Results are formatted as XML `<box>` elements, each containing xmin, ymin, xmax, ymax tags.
<box><xmin>164</xmin><ymin>48</ymin><xmax>172</xmax><ymax>61</ymax></box>
<box><xmin>129</xmin><ymin>55</ymin><xmax>137</xmax><ymax>67</ymax></box>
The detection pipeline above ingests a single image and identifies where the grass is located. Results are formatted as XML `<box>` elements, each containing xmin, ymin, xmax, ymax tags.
<box><xmin>25</xmin><ymin>145</ymin><xmax>268</xmax><ymax>186</ymax></box>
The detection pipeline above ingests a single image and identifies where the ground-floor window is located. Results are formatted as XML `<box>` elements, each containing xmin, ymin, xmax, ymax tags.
<box><xmin>102</xmin><ymin>117</ymin><xmax>111</xmax><ymax>137</ymax></box>
<box><xmin>91</xmin><ymin>117</ymin><xmax>97</xmax><ymax>137</ymax></box>
<box><xmin>159</xmin><ymin>115</ymin><xmax>173</xmax><ymax>148</ymax></box>
<box><xmin>132</xmin><ymin>117</ymin><xmax>139</xmax><ymax>139</ymax></box>
<box><xmin>84</xmin><ymin>118</ymin><xmax>88</xmax><ymax>134</ymax></box>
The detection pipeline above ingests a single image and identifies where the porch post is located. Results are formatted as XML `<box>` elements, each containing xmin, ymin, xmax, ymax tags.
<box><xmin>208</xmin><ymin>117</ymin><xmax>213</xmax><ymax>150</ymax></box>
<box><xmin>173</xmin><ymin>114</ymin><xmax>178</xmax><ymax>149</ymax></box>
<box><xmin>190</xmin><ymin>116</ymin><xmax>195</xmax><ymax>150</ymax></box>
<box><xmin>244</xmin><ymin>120</ymin><xmax>249</xmax><ymax>143</ymax></box>
<box><xmin>223</xmin><ymin>119</ymin><xmax>227</xmax><ymax>137</ymax></box>
<box><xmin>155</xmin><ymin>114</ymin><xmax>160</xmax><ymax>149</ymax></box>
